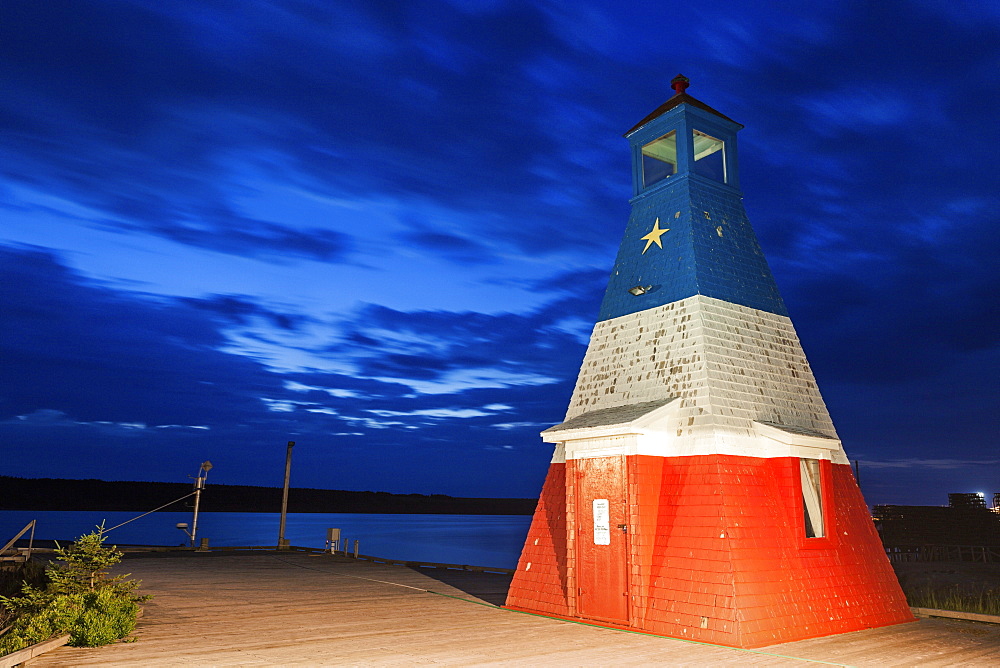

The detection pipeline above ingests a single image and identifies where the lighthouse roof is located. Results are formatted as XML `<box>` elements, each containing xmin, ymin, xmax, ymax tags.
<box><xmin>543</xmin><ymin>398</ymin><xmax>675</xmax><ymax>434</ymax></box>
<box><xmin>625</xmin><ymin>75</ymin><xmax>742</xmax><ymax>136</ymax></box>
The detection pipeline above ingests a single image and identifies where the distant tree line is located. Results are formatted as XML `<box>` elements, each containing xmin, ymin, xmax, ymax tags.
<box><xmin>0</xmin><ymin>476</ymin><xmax>538</xmax><ymax>515</ymax></box>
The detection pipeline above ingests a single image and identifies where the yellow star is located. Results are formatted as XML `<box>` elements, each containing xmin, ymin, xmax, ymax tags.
<box><xmin>640</xmin><ymin>218</ymin><xmax>669</xmax><ymax>254</ymax></box>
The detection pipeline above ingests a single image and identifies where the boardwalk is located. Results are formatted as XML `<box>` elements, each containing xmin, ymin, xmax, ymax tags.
<box><xmin>33</xmin><ymin>552</ymin><xmax>1000</xmax><ymax>667</ymax></box>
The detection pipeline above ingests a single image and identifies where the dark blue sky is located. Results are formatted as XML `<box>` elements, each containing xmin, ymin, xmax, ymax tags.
<box><xmin>2</xmin><ymin>0</ymin><xmax>997</xmax><ymax>505</ymax></box>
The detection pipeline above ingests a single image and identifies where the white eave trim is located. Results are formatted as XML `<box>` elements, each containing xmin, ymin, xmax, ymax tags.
<box><xmin>542</xmin><ymin>424</ymin><xmax>646</xmax><ymax>443</ymax></box>
<box><xmin>752</xmin><ymin>420</ymin><xmax>842</xmax><ymax>453</ymax></box>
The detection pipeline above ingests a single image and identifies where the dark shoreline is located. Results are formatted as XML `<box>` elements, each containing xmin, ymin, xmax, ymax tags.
<box><xmin>0</xmin><ymin>476</ymin><xmax>538</xmax><ymax>515</ymax></box>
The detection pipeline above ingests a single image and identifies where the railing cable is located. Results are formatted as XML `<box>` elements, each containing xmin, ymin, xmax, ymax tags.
<box><xmin>102</xmin><ymin>492</ymin><xmax>197</xmax><ymax>534</ymax></box>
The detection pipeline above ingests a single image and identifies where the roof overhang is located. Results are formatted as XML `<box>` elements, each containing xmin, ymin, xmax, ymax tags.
<box><xmin>541</xmin><ymin>398</ymin><xmax>678</xmax><ymax>443</ymax></box>
<box><xmin>625</xmin><ymin>92</ymin><xmax>743</xmax><ymax>137</ymax></box>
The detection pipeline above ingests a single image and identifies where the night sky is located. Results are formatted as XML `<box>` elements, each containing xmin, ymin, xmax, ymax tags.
<box><xmin>2</xmin><ymin>1</ymin><xmax>997</xmax><ymax>506</ymax></box>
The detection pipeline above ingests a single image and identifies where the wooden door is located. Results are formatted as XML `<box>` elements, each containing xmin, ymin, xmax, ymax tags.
<box><xmin>574</xmin><ymin>455</ymin><xmax>629</xmax><ymax>624</ymax></box>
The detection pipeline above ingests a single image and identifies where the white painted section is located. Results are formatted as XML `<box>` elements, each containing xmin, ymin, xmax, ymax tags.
<box><xmin>547</xmin><ymin>295</ymin><xmax>849</xmax><ymax>464</ymax></box>
<box><xmin>565</xmin><ymin>434</ymin><xmax>637</xmax><ymax>460</ymax></box>
<box><xmin>592</xmin><ymin>499</ymin><xmax>610</xmax><ymax>545</ymax></box>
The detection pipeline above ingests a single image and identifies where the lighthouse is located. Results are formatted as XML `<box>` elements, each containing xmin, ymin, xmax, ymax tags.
<box><xmin>504</xmin><ymin>76</ymin><xmax>914</xmax><ymax>648</ymax></box>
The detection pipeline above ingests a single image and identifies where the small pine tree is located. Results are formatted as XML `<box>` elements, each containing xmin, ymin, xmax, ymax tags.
<box><xmin>0</xmin><ymin>525</ymin><xmax>149</xmax><ymax>655</ymax></box>
<box><xmin>46</xmin><ymin>527</ymin><xmax>138</xmax><ymax>596</ymax></box>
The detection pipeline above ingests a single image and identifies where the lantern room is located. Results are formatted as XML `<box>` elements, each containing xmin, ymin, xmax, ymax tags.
<box><xmin>630</xmin><ymin>74</ymin><xmax>740</xmax><ymax>194</ymax></box>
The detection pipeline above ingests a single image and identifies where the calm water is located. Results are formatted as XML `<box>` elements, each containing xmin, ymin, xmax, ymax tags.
<box><xmin>0</xmin><ymin>510</ymin><xmax>532</xmax><ymax>569</ymax></box>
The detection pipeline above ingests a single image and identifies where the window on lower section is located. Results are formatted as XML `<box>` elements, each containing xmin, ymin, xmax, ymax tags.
<box><xmin>692</xmin><ymin>130</ymin><xmax>726</xmax><ymax>183</ymax></box>
<box><xmin>800</xmin><ymin>458</ymin><xmax>825</xmax><ymax>538</ymax></box>
<box><xmin>641</xmin><ymin>131</ymin><xmax>677</xmax><ymax>188</ymax></box>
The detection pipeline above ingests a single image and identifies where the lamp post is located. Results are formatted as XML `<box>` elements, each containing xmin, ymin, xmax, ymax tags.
<box><xmin>278</xmin><ymin>441</ymin><xmax>294</xmax><ymax>549</ymax></box>
<box><xmin>181</xmin><ymin>461</ymin><xmax>212</xmax><ymax>548</ymax></box>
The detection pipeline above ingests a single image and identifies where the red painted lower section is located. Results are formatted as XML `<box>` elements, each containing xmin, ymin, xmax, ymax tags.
<box><xmin>504</xmin><ymin>455</ymin><xmax>914</xmax><ymax>648</ymax></box>
<box><xmin>505</xmin><ymin>462</ymin><xmax>568</xmax><ymax>615</ymax></box>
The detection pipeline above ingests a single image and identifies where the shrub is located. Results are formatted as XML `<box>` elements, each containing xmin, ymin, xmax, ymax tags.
<box><xmin>0</xmin><ymin>560</ymin><xmax>47</xmax><ymax>598</ymax></box>
<box><xmin>0</xmin><ymin>526</ymin><xmax>148</xmax><ymax>655</ymax></box>
<box><xmin>74</xmin><ymin>587</ymin><xmax>141</xmax><ymax>646</ymax></box>
<box><xmin>0</xmin><ymin>592</ymin><xmax>78</xmax><ymax>654</ymax></box>
<box><xmin>905</xmin><ymin>584</ymin><xmax>1000</xmax><ymax>616</ymax></box>
<box><xmin>0</xmin><ymin>560</ymin><xmax>48</xmax><ymax>628</ymax></box>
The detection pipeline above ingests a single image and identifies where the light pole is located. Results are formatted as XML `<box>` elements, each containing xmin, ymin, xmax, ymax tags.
<box><xmin>178</xmin><ymin>461</ymin><xmax>212</xmax><ymax>547</ymax></box>
<box><xmin>278</xmin><ymin>441</ymin><xmax>294</xmax><ymax>549</ymax></box>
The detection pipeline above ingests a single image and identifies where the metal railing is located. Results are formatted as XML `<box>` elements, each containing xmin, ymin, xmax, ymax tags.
<box><xmin>0</xmin><ymin>520</ymin><xmax>36</xmax><ymax>562</ymax></box>
<box><xmin>885</xmin><ymin>544</ymin><xmax>1000</xmax><ymax>563</ymax></box>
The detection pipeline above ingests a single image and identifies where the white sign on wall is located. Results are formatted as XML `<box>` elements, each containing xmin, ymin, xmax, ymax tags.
<box><xmin>593</xmin><ymin>499</ymin><xmax>610</xmax><ymax>545</ymax></box>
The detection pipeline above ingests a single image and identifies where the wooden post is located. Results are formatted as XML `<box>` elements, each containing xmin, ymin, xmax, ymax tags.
<box><xmin>190</xmin><ymin>461</ymin><xmax>213</xmax><ymax>548</ymax></box>
<box><xmin>190</xmin><ymin>476</ymin><xmax>204</xmax><ymax>548</ymax></box>
<box><xmin>278</xmin><ymin>441</ymin><xmax>295</xmax><ymax>549</ymax></box>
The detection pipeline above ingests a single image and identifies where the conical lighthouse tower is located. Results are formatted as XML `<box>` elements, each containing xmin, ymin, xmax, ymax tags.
<box><xmin>505</xmin><ymin>76</ymin><xmax>914</xmax><ymax>648</ymax></box>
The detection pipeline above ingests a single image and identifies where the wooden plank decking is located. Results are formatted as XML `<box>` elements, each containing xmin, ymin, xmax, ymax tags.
<box><xmin>30</xmin><ymin>552</ymin><xmax>1000</xmax><ymax>666</ymax></box>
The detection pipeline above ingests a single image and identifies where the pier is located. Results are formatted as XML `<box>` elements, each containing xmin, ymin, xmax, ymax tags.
<box><xmin>27</xmin><ymin>551</ymin><xmax>1000</xmax><ymax>666</ymax></box>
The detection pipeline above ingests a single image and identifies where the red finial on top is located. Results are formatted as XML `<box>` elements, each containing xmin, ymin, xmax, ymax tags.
<box><xmin>671</xmin><ymin>74</ymin><xmax>690</xmax><ymax>95</ymax></box>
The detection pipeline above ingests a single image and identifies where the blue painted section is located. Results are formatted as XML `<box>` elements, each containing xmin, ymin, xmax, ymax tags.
<box><xmin>597</xmin><ymin>96</ymin><xmax>787</xmax><ymax>321</ymax></box>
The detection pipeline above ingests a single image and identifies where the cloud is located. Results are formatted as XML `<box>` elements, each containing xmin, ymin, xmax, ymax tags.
<box><xmin>182</xmin><ymin>295</ymin><xmax>310</xmax><ymax>331</ymax></box>
<box><xmin>368</xmin><ymin>408</ymin><xmax>490</xmax><ymax>419</ymax></box>
<box><xmin>401</xmin><ymin>226</ymin><xmax>495</xmax><ymax>266</ymax></box>
<box><xmin>0</xmin><ymin>0</ymin><xmax>627</xmax><ymax>263</ymax></box>
<box><xmin>373</xmin><ymin>369</ymin><xmax>559</xmax><ymax>396</ymax></box>
<box><xmin>326</xmin><ymin>300</ymin><xmax>593</xmax><ymax>395</ymax></box>
<box><xmin>799</xmin><ymin>88</ymin><xmax>914</xmax><ymax>131</ymax></box>
<box><xmin>492</xmin><ymin>421</ymin><xmax>551</xmax><ymax>431</ymax></box>
<box><xmin>366</xmin><ymin>404</ymin><xmax>514</xmax><ymax>420</ymax></box>
<box><xmin>282</xmin><ymin>380</ymin><xmax>362</xmax><ymax>398</ymax></box>
<box><xmin>8</xmin><ymin>409</ymin><xmax>75</xmax><ymax>426</ymax></box>
<box><xmin>7</xmin><ymin>408</ymin><xmax>206</xmax><ymax>433</ymax></box>
<box><xmin>137</xmin><ymin>218</ymin><xmax>354</xmax><ymax>263</ymax></box>
<box><xmin>0</xmin><ymin>245</ymin><xmax>279</xmax><ymax>425</ymax></box>
<box><xmin>0</xmin><ymin>244</ymin><xmax>572</xmax><ymax>492</ymax></box>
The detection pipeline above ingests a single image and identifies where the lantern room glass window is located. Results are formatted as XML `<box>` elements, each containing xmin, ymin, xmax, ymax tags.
<box><xmin>800</xmin><ymin>458</ymin><xmax>825</xmax><ymax>538</ymax></box>
<box><xmin>641</xmin><ymin>131</ymin><xmax>677</xmax><ymax>188</ymax></box>
<box><xmin>692</xmin><ymin>130</ymin><xmax>726</xmax><ymax>183</ymax></box>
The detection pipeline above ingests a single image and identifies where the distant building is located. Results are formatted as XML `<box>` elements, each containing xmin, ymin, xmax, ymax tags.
<box><xmin>948</xmin><ymin>492</ymin><xmax>988</xmax><ymax>510</ymax></box>
<box><xmin>875</xmin><ymin>493</ymin><xmax>1000</xmax><ymax>550</ymax></box>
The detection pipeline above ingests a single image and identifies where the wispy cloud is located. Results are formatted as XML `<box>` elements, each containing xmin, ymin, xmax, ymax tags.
<box><xmin>373</xmin><ymin>369</ymin><xmax>560</xmax><ymax>396</ymax></box>
<box><xmin>9</xmin><ymin>409</ymin><xmax>207</xmax><ymax>433</ymax></box>
<box><xmin>492</xmin><ymin>421</ymin><xmax>552</xmax><ymax>431</ymax></box>
<box><xmin>367</xmin><ymin>405</ymin><xmax>512</xmax><ymax>420</ymax></box>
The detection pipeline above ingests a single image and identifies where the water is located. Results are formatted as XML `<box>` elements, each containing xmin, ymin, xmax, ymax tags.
<box><xmin>0</xmin><ymin>510</ymin><xmax>532</xmax><ymax>568</ymax></box>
